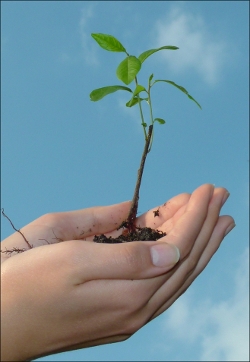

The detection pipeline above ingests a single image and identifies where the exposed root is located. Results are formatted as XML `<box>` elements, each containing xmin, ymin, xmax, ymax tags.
<box><xmin>1</xmin><ymin>247</ymin><xmax>27</xmax><ymax>255</ymax></box>
<box><xmin>1</xmin><ymin>209</ymin><xmax>33</xmax><ymax>256</ymax></box>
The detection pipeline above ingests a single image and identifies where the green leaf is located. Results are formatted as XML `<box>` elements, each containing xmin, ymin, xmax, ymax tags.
<box><xmin>116</xmin><ymin>56</ymin><xmax>141</xmax><ymax>85</ymax></box>
<box><xmin>91</xmin><ymin>33</ymin><xmax>127</xmax><ymax>53</ymax></box>
<box><xmin>90</xmin><ymin>85</ymin><xmax>132</xmax><ymax>101</ymax></box>
<box><xmin>142</xmin><ymin>122</ymin><xmax>147</xmax><ymax>128</ymax></box>
<box><xmin>154</xmin><ymin>118</ymin><xmax>166</xmax><ymax>124</ymax></box>
<box><xmin>154</xmin><ymin>80</ymin><xmax>202</xmax><ymax>109</ymax></box>
<box><xmin>149</xmin><ymin>74</ymin><xmax>154</xmax><ymax>83</ymax></box>
<box><xmin>133</xmin><ymin>84</ymin><xmax>147</xmax><ymax>96</ymax></box>
<box><xmin>187</xmin><ymin>94</ymin><xmax>202</xmax><ymax>109</ymax></box>
<box><xmin>138</xmin><ymin>46</ymin><xmax>179</xmax><ymax>63</ymax></box>
<box><xmin>126</xmin><ymin>96</ymin><xmax>148</xmax><ymax>107</ymax></box>
<box><xmin>125</xmin><ymin>85</ymin><xmax>147</xmax><ymax>106</ymax></box>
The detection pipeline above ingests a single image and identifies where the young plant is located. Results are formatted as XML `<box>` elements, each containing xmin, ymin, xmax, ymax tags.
<box><xmin>90</xmin><ymin>33</ymin><xmax>201</xmax><ymax>234</ymax></box>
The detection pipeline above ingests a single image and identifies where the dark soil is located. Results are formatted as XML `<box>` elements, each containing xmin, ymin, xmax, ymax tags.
<box><xmin>93</xmin><ymin>227</ymin><xmax>166</xmax><ymax>244</ymax></box>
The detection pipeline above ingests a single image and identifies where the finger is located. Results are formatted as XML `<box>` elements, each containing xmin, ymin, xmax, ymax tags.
<box><xmin>135</xmin><ymin>192</ymin><xmax>191</xmax><ymax>229</ymax></box>
<box><xmin>146</xmin><ymin>190</ymin><xmax>231</xmax><ymax>318</ymax></box>
<box><xmin>158</xmin><ymin>184</ymin><xmax>215</xmax><ymax>258</ymax></box>
<box><xmin>28</xmin><ymin>201</ymin><xmax>132</xmax><ymax>241</ymax></box>
<box><xmin>151</xmin><ymin>187</ymin><xmax>229</xmax><ymax>298</ymax></box>
<box><xmin>191</xmin><ymin>214</ymin><xmax>235</xmax><ymax>276</ymax></box>
<box><xmin>149</xmin><ymin>215</ymin><xmax>235</xmax><ymax>320</ymax></box>
<box><xmin>155</xmin><ymin>203</ymin><xmax>189</xmax><ymax>235</ymax></box>
<box><xmin>178</xmin><ymin>187</ymin><xmax>229</xmax><ymax>262</ymax></box>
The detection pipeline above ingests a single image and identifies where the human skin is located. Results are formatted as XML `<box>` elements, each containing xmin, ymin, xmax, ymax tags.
<box><xmin>1</xmin><ymin>184</ymin><xmax>235</xmax><ymax>361</ymax></box>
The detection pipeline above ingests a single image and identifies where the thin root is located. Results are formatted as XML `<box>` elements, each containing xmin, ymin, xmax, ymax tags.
<box><xmin>1</xmin><ymin>208</ymin><xmax>33</xmax><ymax>249</ymax></box>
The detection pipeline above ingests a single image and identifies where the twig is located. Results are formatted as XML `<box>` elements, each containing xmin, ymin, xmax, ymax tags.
<box><xmin>119</xmin><ymin>125</ymin><xmax>153</xmax><ymax>231</ymax></box>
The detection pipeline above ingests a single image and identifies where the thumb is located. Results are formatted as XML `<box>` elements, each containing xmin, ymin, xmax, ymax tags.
<box><xmin>69</xmin><ymin>240</ymin><xmax>180</xmax><ymax>283</ymax></box>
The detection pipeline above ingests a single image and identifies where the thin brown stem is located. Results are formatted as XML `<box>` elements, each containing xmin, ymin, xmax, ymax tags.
<box><xmin>119</xmin><ymin>125</ymin><xmax>153</xmax><ymax>231</ymax></box>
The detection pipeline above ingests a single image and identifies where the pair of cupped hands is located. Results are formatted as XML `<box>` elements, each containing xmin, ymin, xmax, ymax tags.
<box><xmin>1</xmin><ymin>184</ymin><xmax>235</xmax><ymax>361</ymax></box>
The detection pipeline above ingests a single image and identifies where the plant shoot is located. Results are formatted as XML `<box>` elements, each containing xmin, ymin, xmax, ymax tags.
<box><xmin>90</xmin><ymin>33</ymin><xmax>201</xmax><ymax>233</ymax></box>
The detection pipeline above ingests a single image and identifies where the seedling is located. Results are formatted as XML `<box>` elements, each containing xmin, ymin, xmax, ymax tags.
<box><xmin>1</xmin><ymin>33</ymin><xmax>202</xmax><ymax>253</ymax></box>
<box><xmin>90</xmin><ymin>33</ymin><xmax>201</xmax><ymax>237</ymax></box>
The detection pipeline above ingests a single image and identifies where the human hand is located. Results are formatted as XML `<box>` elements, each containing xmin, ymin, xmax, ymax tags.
<box><xmin>1</xmin><ymin>184</ymin><xmax>235</xmax><ymax>361</ymax></box>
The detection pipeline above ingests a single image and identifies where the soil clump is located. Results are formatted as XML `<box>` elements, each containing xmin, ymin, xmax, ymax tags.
<box><xmin>93</xmin><ymin>227</ymin><xmax>166</xmax><ymax>243</ymax></box>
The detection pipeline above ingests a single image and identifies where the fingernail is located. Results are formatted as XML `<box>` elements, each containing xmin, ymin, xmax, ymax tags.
<box><xmin>224</xmin><ymin>222</ymin><xmax>236</xmax><ymax>237</ymax></box>
<box><xmin>150</xmin><ymin>243</ymin><xmax>180</xmax><ymax>268</ymax></box>
<box><xmin>221</xmin><ymin>191</ymin><xmax>230</xmax><ymax>206</ymax></box>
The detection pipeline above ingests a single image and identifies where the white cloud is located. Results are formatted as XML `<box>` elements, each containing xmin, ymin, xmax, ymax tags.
<box><xmin>59</xmin><ymin>4</ymin><xmax>98</xmax><ymax>66</ymax></box>
<box><xmin>154</xmin><ymin>6</ymin><xmax>227</xmax><ymax>85</ymax></box>
<box><xmin>162</xmin><ymin>248</ymin><xmax>249</xmax><ymax>361</ymax></box>
<box><xmin>79</xmin><ymin>5</ymin><xmax>99</xmax><ymax>65</ymax></box>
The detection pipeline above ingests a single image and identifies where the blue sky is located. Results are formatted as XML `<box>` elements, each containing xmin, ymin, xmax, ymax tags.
<box><xmin>1</xmin><ymin>1</ymin><xmax>249</xmax><ymax>361</ymax></box>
